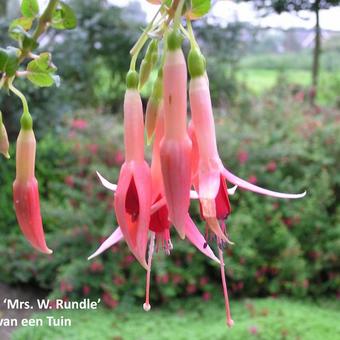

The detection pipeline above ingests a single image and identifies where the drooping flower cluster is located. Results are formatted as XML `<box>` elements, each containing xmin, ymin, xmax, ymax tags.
<box><xmin>89</xmin><ymin>28</ymin><xmax>305</xmax><ymax>326</ymax></box>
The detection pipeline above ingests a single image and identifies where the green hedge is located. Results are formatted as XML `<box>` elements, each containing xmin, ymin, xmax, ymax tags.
<box><xmin>0</xmin><ymin>87</ymin><xmax>339</xmax><ymax>306</ymax></box>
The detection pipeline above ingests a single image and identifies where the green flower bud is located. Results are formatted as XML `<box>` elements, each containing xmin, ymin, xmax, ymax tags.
<box><xmin>139</xmin><ymin>60</ymin><xmax>152</xmax><ymax>90</ymax></box>
<box><xmin>188</xmin><ymin>48</ymin><xmax>206</xmax><ymax>78</ymax></box>
<box><xmin>152</xmin><ymin>71</ymin><xmax>163</xmax><ymax>102</ymax></box>
<box><xmin>126</xmin><ymin>70</ymin><xmax>139</xmax><ymax>89</ymax></box>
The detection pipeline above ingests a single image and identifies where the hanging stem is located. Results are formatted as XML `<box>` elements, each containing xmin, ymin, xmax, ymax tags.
<box><xmin>186</xmin><ymin>18</ymin><xmax>199</xmax><ymax>50</ymax></box>
<box><xmin>173</xmin><ymin>0</ymin><xmax>185</xmax><ymax>30</ymax></box>
<box><xmin>129</xmin><ymin>5</ymin><xmax>164</xmax><ymax>71</ymax></box>
<box><xmin>8</xmin><ymin>81</ymin><xmax>30</xmax><ymax>116</ymax></box>
<box><xmin>32</xmin><ymin>0</ymin><xmax>59</xmax><ymax>41</ymax></box>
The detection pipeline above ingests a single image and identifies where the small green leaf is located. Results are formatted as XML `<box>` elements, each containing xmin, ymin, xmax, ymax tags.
<box><xmin>22</xmin><ymin>34</ymin><xmax>38</xmax><ymax>50</ymax></box>
<box><xmin>0</xmin><ymin>48</ymin><xmax>8</xmax><ymax>71</ymax></box>
<box><xmin>21</xmin><ymin>0</ymin><xmax>39</xmax><ymax>18</ymax></box>
<box><xmin>51</xmin><ymin>2</ymin><xmax>77</xmax><ymax>30</ymax></box>
<box><xmin>187</xmin><ymin>0</ymin><xmax>211</xmax><ymax>19</ymax></box>
<box><xmin>4</xmin><ymin>47</ymin><xmax>20</xmax><ymax>77</ymax></box>
<box><xmin>9</xmin><ymin>24</ymin><xmax>26</xmax><ymax>42</ymax></box>
<box><xmin>10</xmin><ymin>17</ymin><xmax>34</xmax><ymax>31</ymax></box>
<box><xmin>27</xmin><ymin>53</ymin><xmax>58</xmax><ymax>87</ymax></box>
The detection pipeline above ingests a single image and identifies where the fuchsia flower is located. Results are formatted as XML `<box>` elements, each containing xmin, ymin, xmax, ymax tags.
<box><xmin>13</xmin><ymin>119</ymin><xmax>52</xmax><ymax>254</ymax></box>
<box><xmin>88</xmin><ymin>31</ymin><xmax>305</xmax><ymax>327</ymax></box>
<box><xmin>187</xmin><ymin>48</ymin><xmax>305</xmax><ymax>326</ymax></box>
<box><xmin>89</xmin><ymin>109</ymin><xmax>223</xmax><ymax>310</ymax></box>
<box><xmin>159</xmin><ymin>35</ymin><xmax>192</xmax><ymax>239</ymax></box>
<box><xmin>113</xmin><ymin>72</ymin><xmax>152</xmax><ymax>269</ymax></box>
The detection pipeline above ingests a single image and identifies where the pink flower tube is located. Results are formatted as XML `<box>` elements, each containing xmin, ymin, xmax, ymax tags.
<box><xmin>13</xmin><ymin>127</ymin><xmax>52</xmax><ymax>254</ymax></box>
<box><xmin>160</xmin><ymin>31</ymin><xmax>192</xmax><ymax>239</ymax></box>
<box><xmin>113</xmin><ymin>71</ymin><xmax>152</xmax><ymax>269</ymax></box>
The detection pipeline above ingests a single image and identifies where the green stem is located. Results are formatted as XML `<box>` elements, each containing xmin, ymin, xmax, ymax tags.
<box><xmin>129</xmin><ymin>5</ymin><xmax>164</xmax><ymax>71</ymax></box>
<box><xmin>9</xmin><ymin>81</ymin><xmax>30</xmax><ymax>116</ymax></box>
<box><xmin>186</xmin><ymin>19</ymin><xmax>199</xmax><ymax>50</ymax></box>
<box><xmin>18</xmin><ymin>0</ymin><xmax>59</xmax><ymax>63</ymax></box>
<box><xmin>174</xmin><ymin>0</ymin><xmax>185</xmax><ymax>30</ymax></box>
<box><xmin>9</xmin><ymin>81</ymin><xmax>33</xmax><ymax>130</ymax></box>
<box><xmin>32</xmin><ymin>0</ymin><xmax>59</xmax><ymax>41</ymax></box>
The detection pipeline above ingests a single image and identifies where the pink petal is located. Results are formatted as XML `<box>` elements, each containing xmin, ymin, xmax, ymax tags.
<box><xmin>114</xmin><ymin>162</ymin><xmax>151</xmax><ymax>270</ymax></box>
<box><xmin>222</xmin><ymin>166</ymin><xmax>306</xmax><ymax>199</ymax></box>
<box><xmin>185</xmin><ymin>215</ymin><xmax>220</xmax><ymax>264</ymax></box>
<box><xmin>88</xmin><ymin>227</ymin><xmax>124</xmax><ymax>260</ymax></box>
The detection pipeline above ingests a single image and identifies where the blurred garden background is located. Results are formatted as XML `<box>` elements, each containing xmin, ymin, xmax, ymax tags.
<box><xmin>0</xmin><ymin>0</ymin><xmax>339</xmax><ymax>339</ymax></box>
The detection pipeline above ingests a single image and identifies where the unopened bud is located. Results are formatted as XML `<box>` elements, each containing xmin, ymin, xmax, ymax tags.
<box><xmin>0</xmin><ymin>111</ymin><xmax>10</xmax><ymax>159</ymax></box>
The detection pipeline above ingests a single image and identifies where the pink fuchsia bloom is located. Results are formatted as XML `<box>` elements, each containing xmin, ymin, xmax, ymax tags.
<box><xmin>160</xmin><ymin>32</ymin><xmax>192</xmax><ymax>239</ymax></box>
<box><xmin>71</xmin><ymin>119</ymin><xmax>88</xmax><ymax>130</ymax></box>
<box><xmin>187</xmin><ymin>48</ymin><xmax>306</xmax><ymax>327</ymax></box>
<box><xmin>113</xmin><ymin>72</ymin><xmax>152</xmax><ymax>269</ymax></box>
<box><xmin>89</xmin><ymin>165</ymin><xmax>221</xmax><ymax>312</ymax></box>
<box><xmin>0</xmin><ymin>111</ymin><xmax>10</xmax><ymax>159</ymax></box>
<box><xmin>188</xmin><ymin>64</ymin><xmax>306</xmax><ymax>229</ymax></box>
<box><xmin>13</xmin><ymin>128</ymin><xmax>52</xmax><ymax>254</ymax></box>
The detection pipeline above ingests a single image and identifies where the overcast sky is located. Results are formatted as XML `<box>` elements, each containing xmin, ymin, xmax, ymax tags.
<box><xmin>110</xmin><ymin>0</ymin><xmax>340</xmax><ymax>31</ymax></box>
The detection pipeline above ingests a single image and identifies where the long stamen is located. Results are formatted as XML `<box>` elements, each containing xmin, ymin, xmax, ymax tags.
<box><xmin>143</xmin><ymin>232</ymin><xmax>156</xmax><ymax>312</ymax></box>
<box><xmin>217</xmin><ymin>236</ymin><xmax>234</xmax><ymax>328</ymax></box>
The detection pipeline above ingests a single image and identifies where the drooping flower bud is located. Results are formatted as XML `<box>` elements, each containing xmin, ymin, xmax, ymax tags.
<box><xmin>139</xmin><ymin>40</ymin><xmax>158</xmax><ymax>90</ymax></box>
<box><xmin>0</xmin><ymin>111</ymin><xmax>10</xmax><ymax>159</ymax></box>
<box><xmin>145</xmin><ymin>69</ymin><xmax>163</xmax><ymax>143</ymax></box>
<box><xmin>160</xmin><ymin>30</ymin><xmax>192</xmax><ymax>239</ymax></box>
<box><xmin>13</xmin><ymin>114</ymin><xmax>52</xmax><ymax>254</ymax></box>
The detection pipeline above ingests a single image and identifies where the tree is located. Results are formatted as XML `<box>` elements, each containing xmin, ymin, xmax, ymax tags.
<box><xmin>244</xmin><ymin>0</ymin><xmax>340</xmax><ymax>95</ymax></box>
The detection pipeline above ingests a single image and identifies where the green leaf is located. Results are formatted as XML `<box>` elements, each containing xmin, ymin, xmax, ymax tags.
<box><xmin>8</xmin><ymin>24</ymin><xmax>26</xmax><ymax>42</ymax></box>
<box><xmin>27</xmin><ymin>53</ymin><xmax>58</xmax><ymax>87</ymax></box>
<box><xmin>10</xmin><ymin>17</ymin><xmax>34</xmax><ymax>31</ymax></box>
<box><xmin>187</xmin><ymin>0</ymin><xmax>211</xmax><ymax>19</ymax></box>
<box><xmin>8</xmin><ymin>23</ymin><xmax>37</xmax><ymax>50</ymax></box>
<box><xmin>51</xmin><ymin>2</ymin><xmax>77</xmax><ymax>30</ymax></box>
<box><xmin>21</xmin><ymin>0</ymin><xmax>39</xmax><ymax>18</ymax></box>
<box><xmin>0</xmin><ymin>48</ymin><xmax>8</xmax><ymax>71</ymax></box>
<box><xmin>4</xmin><ymin>47</ymin><xmax>20</xmax><ymax>77</ymax></box>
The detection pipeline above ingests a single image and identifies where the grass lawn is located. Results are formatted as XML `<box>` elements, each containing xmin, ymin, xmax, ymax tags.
<box><xmin>237</xmin><ymin>68</ymin><xmax>339</xmax><ymax>106</ymax></box>
<box><xmin>12</xmin><ymin>298</ymin><xmax>340</xmax><ymax>340</ymax></box>
<box><xmin>237</xmin><ymin>68</ymin><xmax>311</xmax><ymax>93</ymax></box>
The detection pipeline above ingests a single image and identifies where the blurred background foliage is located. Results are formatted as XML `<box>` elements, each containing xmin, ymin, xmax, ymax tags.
<box><xmin>0</xmin><ymin>0</ymin><xmax>339</xmax><ymax>309</ymax></box>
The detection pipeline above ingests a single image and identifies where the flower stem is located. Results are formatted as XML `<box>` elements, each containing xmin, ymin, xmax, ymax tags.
<box><xmin>129</xmin><ymin>5</ymin><xmax>164</xmax><ymax>71</ymax></box>
<box><xmin>32</xmin><ymin>0</ymin><xmax>59</xmax><ymax>41</ymax></box>
<box><xmin>173</xmin><ymin>0</ymin><xmax>185</xmax><ymax>30</ymax></box>
<box><xmin>186</xmin><ymin>18</ymin><xmax>199</xmax><ymax>50</ymax></box>
<box><xmin>9</xmin><ymin>81</ymin><xmax>33</xmax><ymax>130</ymax></box>
<box><xmin>9</xmin><ymin>82</ymin><xmax>30</xmax><ymax>116</ymax></box>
